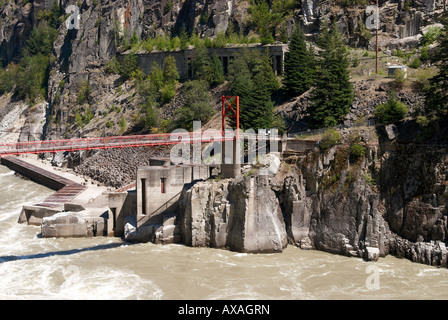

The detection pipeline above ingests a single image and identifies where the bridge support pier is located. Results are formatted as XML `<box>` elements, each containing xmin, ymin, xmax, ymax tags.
<box><xmin>221</xmin><ymin>138</ymin><xmax>241</xmax><ymax>179</ymax></box>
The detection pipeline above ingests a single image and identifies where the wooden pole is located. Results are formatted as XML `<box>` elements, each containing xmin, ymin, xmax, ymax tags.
<box><xmin>376</xmin><ymin>0</ymin><xmax>379</xmax><ymax>75</ymax></box>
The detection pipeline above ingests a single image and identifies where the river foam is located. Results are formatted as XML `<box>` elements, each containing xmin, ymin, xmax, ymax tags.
<box><xmin>1</xmin><ymin>164</ymin><xmax>448</xmax><ymax>300</ymax></box>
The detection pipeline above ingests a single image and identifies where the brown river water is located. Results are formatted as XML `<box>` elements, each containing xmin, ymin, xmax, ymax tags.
<box><xmin>1</xmin><ymin>164</ymin><xmax>448</xmax><ymax>300</ymax></box>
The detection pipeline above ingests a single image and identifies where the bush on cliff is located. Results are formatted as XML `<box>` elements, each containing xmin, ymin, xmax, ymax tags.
<box><xmin>375</xmin><ymin>95</ymin><xmax>408</xmax><ymax>124</ymax></box>
<box><xmin>349</xmin><ymin>143</ymin><xmax>366</xmax><ymax>163</ymax></box>
<box><xmin>319</xmin><ymin>129</ymin><xmax>342</xmax><ymax>151</ymax></box>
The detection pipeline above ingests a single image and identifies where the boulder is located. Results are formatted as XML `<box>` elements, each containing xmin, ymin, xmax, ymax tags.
<box><xmin>179</xmin><ymin>175</ymin><xmax>287</xmax><ymax>253</ymax></box>
<box><xmin>363</xmin><ymin>247</ymin><xmax>380</xmax><ymax>261</ymax></box>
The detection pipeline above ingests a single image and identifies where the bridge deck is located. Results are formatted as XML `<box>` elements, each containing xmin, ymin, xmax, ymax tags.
<box><xmin>0</xmin><ymin>132</ymin><xmax>277</xmax><ymax>157</ymax></box>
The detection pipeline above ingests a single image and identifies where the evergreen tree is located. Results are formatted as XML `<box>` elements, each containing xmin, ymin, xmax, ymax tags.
<box><xmin>247</xmin><ymin>71</ymin><xmax>275</xmax><ymax>129</ymax></box>
<box><xmin>192</xmin><ymin>43</ymin><xmax>211</xmax><ymax>81</ymax></box>
<box><xmin>119</xmin><ymin>52</ymin><xmax>139</xmax><ymax>80</ymax></box>
<box><xmin>163</xmin><ymin>55</ymin><xmax>179</xmax><ymax>85</ymax></box>
<box><xmin>228</xmin><ymin>50</ymin><xmax>277</xmax><ymax>130</ymax></box>
<box><xmin>179</xmin><ymin>25</ymin><xmax>189</xmax><ymax>50</ymax></box>
<box><xmin>424</xmin><ymin>11</ymin><xmax>448</xmax><ymax>120</ymax></box>
<box><xmin>175</xmin><ymin>80</ymin><xmax>215</xmax><ymax>131</ymax></box>
<box><xmin>149</xmin><ymin>61</ymin><xmax>164</xmax><ymax>92</ymax></box>
<box><xmin>208</xmin><ymin>54</ymin><xmax>225</xmax><ymax>87</ymax></box>
<box><xmin>249</xmin><ymin>0</ymin><xmax>275</xmax><ymax>44</ymax></box>
<box><xmin>258</xmin><ymin>48</ymin><xmax>280</xmax><ymax>93</ymax></box>
<box><xmin>308</xmin><ymin>21</ymin><xmax>353</xmax><ymax>128</ymax></box>
<box><xmin>228</xmin><ymin>55</ymin><xmax>253</xmax><ymax>130</ymax></box>
<box><xmin>27</xmin><ymin>23</ymin><xmax>58</xmax><ymax>56</ymax></box>
<box><xmin>283</xmin><ymin>24</ymin><xmax>314</xmax><ymax>98</ymax></box>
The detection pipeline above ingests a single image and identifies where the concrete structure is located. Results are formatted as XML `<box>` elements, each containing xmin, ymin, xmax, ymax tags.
<box><xmin>135</xmin><ymin>164</ymin><xmax>211</xmax><ymax>227</ymax></box>
<box><xmin>1</xmin><ymin>155</ymin><xmax>112</xmax><ymax>237</ymax></box>
<box><xmin>132</xmin><ymin>43</ymin><xmax>288</xmax><ymax>80</ymax></box>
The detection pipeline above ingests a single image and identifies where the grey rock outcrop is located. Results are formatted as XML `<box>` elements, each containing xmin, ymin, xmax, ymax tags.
<box><xmin>179</xmin><ymin>175</ymin><xmax>288</xmax><ymax>253</ymax></box>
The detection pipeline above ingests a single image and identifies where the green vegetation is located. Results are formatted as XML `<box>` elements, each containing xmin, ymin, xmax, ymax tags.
<box><xmin>27</xmin><ymin>23</ymin><xmax>58</xmax><ymax>56</ymax></box>
<box><xmin>375</xmin><ymin>94</ymin><xmax>408</xmax><ymax>124</ymax></box>
<box><xmin>0</xmin><ymin>64</ymin><xmax>18</xmax><ymax>95</ymax></box>
<box><xmin>164</xmin><ymin>0</ymin><xmax>173</xmax><ymax>15</ymax></box>
<box><xmin>423</xmin><ymin>12</ymin><xmax>448</xmax><ymax>122</ymax></box>
<box><xmin>119</xmin><ymin>116</ymin><xmax>127</xmax><ymax>132</ymax></box>
<box><xmin>119</xmin><ymin>52</ymin><xmax>139</xmax><ymax>81</ymax></box>
<box><xmin>420</xmin><ymin>26</ymin><xmax>442</xmax><ymax>46</ymax></box>
<box><xmin>283</xmin><ymin>24</ymin><xmax>314</xmax><ymax>98</ymax></box>
<box><xmin>319</xmin><ymin>129</ymin><xmax>342</xmax><ymax>151</ymax></box>
<box><xmin>308</xmin><ymin>21</ymin><xmax>353</xmax><ymax>128</ymax></box>
<box><xmin>132</xmin><ymin>30</ymin><xmax>260</xmax><ymax>53</ymax></box>
<box><xmin>408</xmin><ymin>56</ymin><xmax>422</xmax><ymax>69</ymax></box>
<box><xmin>208</xmin><ymin>54</ymin><xmax>225</xmax><ymax>87</ymax></box>
<box><xmin>174</xmin><ymin>80</ymin><xmax>215</xmax><ymax>131</ymax></box>
<box><xmin>228</xmin><ymin>49</ymin><xmax>279</xmax><ymax>130</ymax></box>
<box><xmin>0</xmin><ymin>2</ymin><xmax>63</xmax><ymax>104</ymax></box>
<box><xmin>349</xmin><ymin>143</ymin><xmax>366</xmax><ymax>163</ymax></box>
<box><xmin>190</xmin><ymin>44</ymin><xmax>225</xmax><ymax>87</ymax></box>
<box><xmin>392</xmin><ymin>69</ymin><xmax>407</xmax><ymax>90</ymax></box>
<box><xmin>77</xmin><ymin>81</ymin><xmax>92</xmax><ymax>105</ymax></box>
<box><xmin>248</xmin><ymin>0</ymin><xmax>297</xmax><ymax>44</ymax></box>
<box><xmin>75</xmin><ymin>106</ymin><xmax>94</xmax><ymax>128</ymax></box>
<box><xmin>132</xmin><ymin>55</ymin><xmax>182</xmax><ymax>132</ymax></box>
<box><xmin>339</xmin><ymin>0</ymin><xmax>367</xmax><ymax>6</ymax></box>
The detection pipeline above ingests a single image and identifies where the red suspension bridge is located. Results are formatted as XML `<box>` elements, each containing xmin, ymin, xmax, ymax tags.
<box><xmin>0</xmin><ymin>97</ymin><xmax>257</xmax><ymax>157</ymax></box>
<box><xmin>0</xmin><ymin>131</ymin><xmax>235</xmax><ymax>157</ymax></box>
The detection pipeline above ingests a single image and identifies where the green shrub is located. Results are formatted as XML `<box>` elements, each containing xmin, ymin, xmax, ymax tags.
<box><xmin>159</xmin><ymin>83</ymin><xmax>176</xmax><ymax>103</ymax></box>
<box><xmin>393</xmin><ymin>69</ymin><xmax>406</xmax><ymax>89</ymax></box>
<box><xmin>319</xmin><ymin>129</ymin><xmax>342</xmax><ymax>151</ymax></box>
<box><xmin>349</xmin><ymin>143</ymin><xmax>366</xmax><ymax>162</ymax></box>
<box><xmin>375</xmin><ymin>96</ymin><xmax>408</xmax><ymax>124</ymax></box>
<box><xmin>14</xmin><ymin>54</ymin><xmax>50</xmax><ymax>103</ymax></box>
<box><xmin>420</xmin><ymin>26</ymin><xmax>442</xmax><ymax>46</ymax></box>
<box><xmin>119</xmin><ymin>116</ymin><xmax>127</xmax><ymax>132</ymax></box>
<box><xmin>164</xmin><ymin>0</ymin><xmax>173</xmax><ymax>15</ymax></box>
<box><xmin>119</xmin><ymin>52</ymin><xmax>139</xmax><ymax>80</ymax></box>
<box><xmin>408</xmin><ymin>57</ymin><xmax>422</xmax><ymax>69</ymax></box>
<box><xmin>77</xmin><ymin>81</ymin><xmax>91</xmax><ymax>105</ymax></box>
<box><xmin>175</xmin><ymin>80</ymin><xmax>214</xmax><ymax>131</ymax></box>
<box><xmin>105</xmin><ymin>57</ymin><xmax>120</xmax><ymax>74</ymax></box>
<box><xmin>0</xmin><ymin>64</ymin><xmax>17</xmax><ymax>94</ymax></box>
<box><xmin>420</xmin><ymin>46</ymin><xmax>429</xmax><ymax>62</ymax></box>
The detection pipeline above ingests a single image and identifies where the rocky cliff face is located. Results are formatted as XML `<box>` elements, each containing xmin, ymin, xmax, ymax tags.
<box><xmin>179</xmin><ymin>175</ymin><xmax>288</xmax><ymax>253</ymax></box>
<box><xmin>172</xmin><ymin>121</ymin><xmax>448</xmax><ymax>267</ymax></box>
<box><xmin>1</xmin><ymin>0</ymin><xmax>445</xmax><ymax>142</ymax></box>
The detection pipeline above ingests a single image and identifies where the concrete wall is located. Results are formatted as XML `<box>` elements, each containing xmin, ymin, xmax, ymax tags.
<box><xmin>133</xmin><ymin>44</ymin><xmax>288</xmax><ymax>80</ymax></box>
<box><xmin>108</xmin><ymin>190</ymin><xmax>136</xmax><ymax>237</ymax></box>
<box><xmin>136</xmin><ymin>165</ymin><xmax>210</xmax><ymax>227</ymax></box>
<box><xmin>285</xmin><ymin>139</ymin><xmax>317</xmax><ymax>153</ymax></box>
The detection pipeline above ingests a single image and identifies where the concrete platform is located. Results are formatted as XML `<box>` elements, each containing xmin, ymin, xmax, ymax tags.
<box><xmin>1</xmin><ymin>155</ymin><xmax>111</xmax><ymax>237</ymax></box>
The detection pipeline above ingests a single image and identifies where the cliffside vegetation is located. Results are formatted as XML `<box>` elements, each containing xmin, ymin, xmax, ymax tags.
<box><xmin>0</xmin><ymin>2</ymin><xmax>63</xmax><ymax>103</ymax></box>
<box><xmin>0</xmin><ymin>0</ymin><xmax>446</xmax><ymax>139</ymax></box>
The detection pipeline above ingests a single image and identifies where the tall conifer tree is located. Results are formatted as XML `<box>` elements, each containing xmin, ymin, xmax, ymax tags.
<box><xmin>283</xmin><ymin>24</ymin><xmax>314</xmax><ymax>98</ymax></box>
<box><xmin>228</xmin><ymin>50</ymin><xmax>277</xmax><ymax>130</ymax></box>
<box><xmin>308</xmin><ymin>21</ymin><xmax>353</xmax><ymax>128</ymax></box>
<box><xmin>424</xmin><ymin>11</ymin><xmax>448</xmax><ymax>120</ymax></box>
